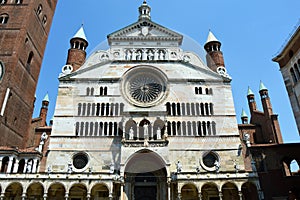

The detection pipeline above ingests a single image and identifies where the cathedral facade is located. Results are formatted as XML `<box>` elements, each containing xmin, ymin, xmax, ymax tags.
<box><xmin>0</xmin><ymin>1</ymin><xmax>268</xmax><ymax>200</ymax></box>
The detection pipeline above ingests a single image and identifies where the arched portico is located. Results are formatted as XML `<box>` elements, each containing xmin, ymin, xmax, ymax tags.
<box><xmin>241</xmin><ymin>182</ymin><xmax>259</xmax><ymax>200</ymax></box>
<box><xmin>5</xmin><ymin>182</ymin><xmax>23</xmax><ymax>199</ymax></box>
<box><xmin>26</xmin><ymin>182</ymin><xmax>44</xmax><ymax>199</ymax></box>
<box><xmin>201</xmin><ymin>183</ymin><xmax>219</xmax><ymax>200</ymax></box>
<box><xmin>221</xmin><ymin>182</ymin><xmax>239</xmax><ymax>200</ymax></box>
<box><xmin>181</xmin><ymin>183</ymin><xmax>198</xmax><ymax>200</ymax></box>
<box><xmin>124</xmin><ymin>149</ymin><xmax>168</xmax><ymax>200</ymax></box>
<box><xmin>47</xmin><ymin>182</ymin><xmax>66</xmax><ymax>200</ymax></box>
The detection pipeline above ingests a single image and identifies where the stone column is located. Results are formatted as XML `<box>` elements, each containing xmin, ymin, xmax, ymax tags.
<box><xmin>120</xmin><ymin>184</ymin><xmax>124</xmax><ymax>200</ymax></box>
<box><xmin>167</xmin><ymin>182</ymin><xmax>171</xmax><ymax>200</ymax></box>
<box><xmin>65</xmin><ymin>193</ymin><xmax>69</xmax><ymax>200</ymax></box>
<box><xmin>86</xmin><ymin>193</ymin><xmax>91</xmax><ymax>200</ymax></box>
<box><xmin>21</xmin><ymin>193</ymin><xmax>26</xmax><ymax>200</ymax></box>
<box><xmin>32</xmin><ymin>159</ymin><xmax>39</xmax><ymax>173</ymax></box>
<box><xmin>219</xmin><ymin>191</ymin><xmax>223</xmax><ymax>200</ymax></box>
<box><xmin>0</xmin><ymin>192</ymin><xmax>5</xmax><ymax>200</ymax></box>
<box><xmin>6</xmin><ymin>156</ymin><xmax>14</xmax><ymax>173</ymax></box>
<box><xmin>12</xmin><ymin>159</ymin><xmax>19</xmax><ymax>173</ymax></box>
<box><xmin>43</xmin><ymin>193</ymin><xmax>48</xmax><ymax>200</ymax></box>
<box><xmin>198</xmin><ymin>192</ymin><xmax>202</xmax><ymax>200</ymax></box>
<box><xmin>23</xmin><ymin>159</ymin><xmax>28</xmax><ymax>173</ymax></box>
<box><xmin>238</xmin><ymin>191</ymin><xmax>243</xmax><ymax>200</ymax></box>
<box><xmin>177</xmin><ymin>193</ymin><xmax>181</xmax><ymax>200</ymax></box>
<box><xmin>0</xmin><ymin>157</ymin><xmax>3</xmax><ymax>171</ymax></box>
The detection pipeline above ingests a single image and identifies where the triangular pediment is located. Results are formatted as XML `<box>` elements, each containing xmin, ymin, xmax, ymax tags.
<box><xmin>107</xmin><ymin>20</ymin><xmax>183</xmax><ymax>45</ymax></box>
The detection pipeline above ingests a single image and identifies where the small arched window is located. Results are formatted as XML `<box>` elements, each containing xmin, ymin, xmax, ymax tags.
<box><xmin>36</xmin><ymin>4</ymin><xmax>42</xmax><ymax>16</ymax></box>
<box><xmin>0</xmin><ymin>0</ymin><xmax>7</xmax><ymax>4</ymax></box>
<box><xmin>15</xmin><ymin>0</ymin><xmax>22</xmax><ymax>4</ymax></box>
<box><xmin>290</xmin><ymin>68</ymin><xmax>298</xmax><ymax>84</ymax></box>
<box><xmin>0</xmin><ymin>13</ymin><xmax>9</xmax><ymax>24</ymax></box>
<box><xmin>42</xmin><ymin>15</ymin><xmax>47</xmax><ymax>25</ymax></box>
<box><xmin>26</xmin><ymin>51</ymin><xmax>34</xmax><ymax>71</ymax></box>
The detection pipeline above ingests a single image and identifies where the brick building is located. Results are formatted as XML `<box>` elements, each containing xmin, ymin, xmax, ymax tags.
<box><xmin>0</xmin><ymin>0</ymin><xmax>57</xmax><ymax>148</ymax></box>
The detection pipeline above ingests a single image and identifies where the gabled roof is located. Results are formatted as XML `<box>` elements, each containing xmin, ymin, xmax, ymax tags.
<box><xmin>107</xmin><ymin>19</ymin><xmax>183</xmax><ymax>45</ymax></box>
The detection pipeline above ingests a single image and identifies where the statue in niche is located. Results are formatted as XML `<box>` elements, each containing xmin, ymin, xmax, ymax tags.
<box><xmin>148</xmin><ymin>50</ymin><xmax>154</xmax><ymax>60</ymax></box>
<box><xmin>154</xmin><ymin>50</ymin><xmax>159</xmax><ymax>60</ymax></box>
<box><xmin>109</xmin><ymin>163</ymin><xmax>115</xmax><ymax>174</ymax></box>
<box><xmin>156</xmin><ymin>127</ymin><xmax>161</xmax><ymax>140</ymax></box>
<box><xmin>159</xmin><ymin>51</ymin><xmax>165</xmax><ymax>60</ymax></box>
<box><xmin>67</xmin><ymin>162</ymin><xmax>73</xmax><ymax>174</ymax></box>
<box><xmin>143</xmin><ymin>123</ymin><xmax>149</xmax><ymax>140</ymax></box>
<box><xmin>126</xmin><ymin>50</ymin><xmax>132</xmax><ymax>60</ymax></box>
<box><xmin>129</xmin><ymin>127</ymin><xmax>134</xmax><ymax>140</ymax></box>
<box><xmin>26</xmin><ymin>160</ymin><xmax>33</xmax><ymax>173</ymax></box>
<box><xmin>136</xmin><ymin>50</ymin><xmax>142</xmax><ymax>60</ymax></box>
<box><xmin>142</xmin><ymin>49</ymin><xmax>148</xmax><ymax>60</ymax></box>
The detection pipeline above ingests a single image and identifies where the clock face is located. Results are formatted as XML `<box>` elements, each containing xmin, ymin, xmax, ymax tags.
<box><xmin>122</xmin><ymin>66</ymin><xmax>168</xmax><ymax>107</ymax></box>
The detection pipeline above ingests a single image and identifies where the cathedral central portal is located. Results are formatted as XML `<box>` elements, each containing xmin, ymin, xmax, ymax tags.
<box><xmin>124</xmin><ymin>150</ymin><xmax>167</xmax><ymax>200</ymax></box>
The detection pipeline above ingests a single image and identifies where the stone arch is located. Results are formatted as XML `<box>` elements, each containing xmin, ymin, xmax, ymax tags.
<box><xmin>124</xmin><ymin>149</ymin><xmax>168</xmax><ymax>200</ymax></box>
<box><xmin>201</xmin><ymin>182</ymin><xmax>219</xmax><ymax>200</ymax></box>
<box><xmin>90</xmin><ymin>184</ymin><xmax>109</xmax><ymax>199</ymax></box>
<box><xmin>69</xmin><ymin>183</ymin><xmax>87</xmax><ymax>199</ymax></box>
<box><xmin>139</xmin><ymin>118</ymin><xmax>151</xmax><ymax>140</ymax></box>
<box><xmin>26</xmin><ymin>182</ymin><xmax>44</xmax><ymax>199</ymax></box>
<box><xmin>181</xmin><ymin>183</ymin><xmax>198</xmax><ymax>200</ymax></box>
<box><xmin>0</xmin><ymin>156</ymin><xmax>9</xmax><ymax>173</ymax></box>
<box><xmin>125</xmin><ymin>119</ymin><xmax>137</xmax><ymax>140</ymax></box>
<box><xmin>241</xmin><ymin>182</ymin><xmax>259</xmax><ymax>200</ymax></box>
<box><xmin>124</xmin><ymin>149</ymin><xmax>167</xmax><ymax>174</ymax></box>
<box><xmin>221</xmin><ymin>182</ymin><xmax>239</xmax><ymax>200</ymax></box>
<box><xmin>4</xmin><ymin>182</ymin><xmax>23</xmax><ymax>199</ymax></box>
<box><xmin>47</xmin><ymin>182</ymin><xmax>66</xmax><ymax>200</ymax></box>
<box><xmin>153</xmin><ymin>118</ymin><xmax>165</xmax><ymax>140</ymax></box>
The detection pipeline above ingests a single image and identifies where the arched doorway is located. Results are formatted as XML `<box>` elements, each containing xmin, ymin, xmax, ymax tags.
<box><xmin>48</xmin><ymin>183</ymin><xmax>66</xmax><ymax>200</ymax></box>
<box><xmin>124</xmin><ymin>149</ymin><xmax>167</xmax><ymax>200</ymax></box>
<box><xmin>5</xmin><ymin>182</ymin><xmax>23</xmax><ymax>199</ymax></box>
<box><xmin>201</xmin><ymin>183</ymin><xmax>219</xmax><ymax>200</ymax></box>
<box><xmin>221</xmin><ymin>182</ymin><xmax>239</xmax><ymax>200</ymax></box>
<box><xmin>27</xmin><ymin>182</ymin><xmax>44</xmax><ymax>199</ymax></box>
<box><xmin>181</xmin><ymin>184</ymin><xmax>198</xmax><ymax>200</ymax></box>
<box><xmin>241</xmin><ymin>182</ymin><xmax>259</xmax><ymax>200</ymax></box>
<box><xmin>91</xmin><ymin>184</ymin><xmax>109</xmax><ymax>199</ymax></box>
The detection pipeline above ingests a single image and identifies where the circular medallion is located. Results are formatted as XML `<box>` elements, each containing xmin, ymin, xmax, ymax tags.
<box><xmin>122</xmin><ymin>66</ymin><xmax>168</xmax><ymax>107</ymax></box>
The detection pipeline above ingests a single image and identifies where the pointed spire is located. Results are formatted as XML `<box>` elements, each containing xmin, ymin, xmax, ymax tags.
<box><xmin>241</xmin><ymin>109</ymin><xmax>248</xmax><ymax>118</ymax></box>
<box><xmin>259</xmin><ymin>81</ymin><xmax>268</xmax><ymax>91</ymax></box>
<box><xmin>205</xmin><ymin>30</ymin><xmax>220</xmax><ymax>44</ymax></box>
<box><xmin>43</xmin><ymin>93</ymin><xmax>49</xmax><ymax>102</ymax></box>
<box><xmin>73</xmin><ymin>25</ymin><xmax>87</xmax><ymax>41</ymax></box>
<box><xmin>247</xmin><ymin>87</ymin><xmax>254</xmax><ymax>96</ymax></box>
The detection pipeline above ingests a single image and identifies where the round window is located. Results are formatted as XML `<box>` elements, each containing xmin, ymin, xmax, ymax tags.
<box><xmin>73</xmin><ymin>153</ymin><xmax>89</xmax><ymax>170</ymax></box>
<box><xmin>201</xmin><ymin>151</ymin><xmax>219</xmax><ymax>171</ymax></box>
<box><xmin>121</xmin><ymin>66</ymin><xmax>168</xmax><ymax>107</ymax></box>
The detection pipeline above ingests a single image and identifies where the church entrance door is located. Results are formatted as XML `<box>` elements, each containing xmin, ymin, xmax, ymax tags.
<box><xmin>134</xmin><ymin>186</ymin><xmax>157</xmax><ymax>200</ymax></box>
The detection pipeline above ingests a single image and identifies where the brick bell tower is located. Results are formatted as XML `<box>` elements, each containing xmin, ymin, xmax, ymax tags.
<box><xmin>204</xmin><ymin>31</ymin><xmax>225</xmax><ymax>73</ymax></box>
<box><xmin>0</xmin><ymin>0</ymin><xmax>57</xmax><ymax>148</ymax></box>
<box><xmin>66</xmin><ymin>26</ymin><xmax>89</xmax><ymax>72</ymax></box>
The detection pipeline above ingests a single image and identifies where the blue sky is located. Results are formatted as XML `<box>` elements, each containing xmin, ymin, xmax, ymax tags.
<box><xmin>34</xmin><ymin>0</ymin><xmax>300</xmax><ymax>143</ymax></box>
